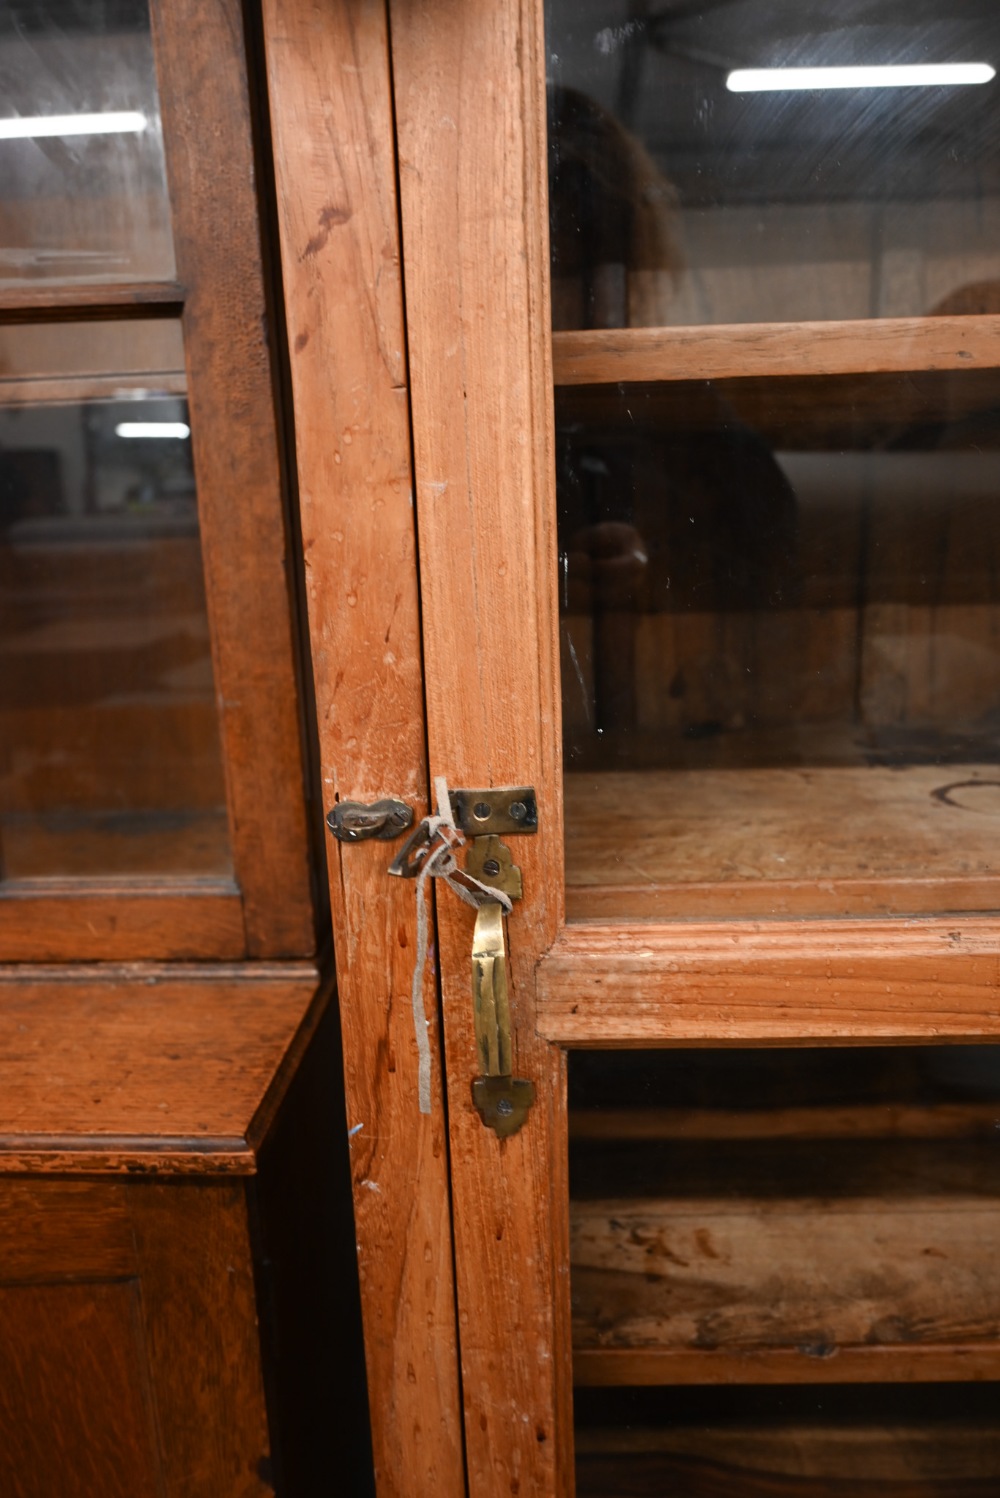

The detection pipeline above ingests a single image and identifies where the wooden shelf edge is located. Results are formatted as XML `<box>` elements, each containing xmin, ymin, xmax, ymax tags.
<box><xmin>0</xmin><ymin>1136</ymin><xmax>255</xmax><ymax>1177</ymax></box>
<box><xmin>573</xmin><ymin>1344</ymin><xmax>1000</xmax><ymax>1386</ymax></box>
<box><xmin>552</xmin><ymin>315</ymin><xmax>1000</xmax><ymax>386</ymax></box>
<box><xmin>0</xmin><ymin>281</ymin><xmax>185</xmax><ymax>321</ymax></box>
<box><xmin>536</xmin><ymin>917</ymin><xmax>1000</xmax><ymax>1045</ymax></box>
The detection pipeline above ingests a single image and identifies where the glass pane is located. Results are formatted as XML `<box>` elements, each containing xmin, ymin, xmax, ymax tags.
<box><xmin>546</xmin><ymin>0</ymin><xmax>1000</xmax><ymax>327</ymax></box>
<box><xmin>558</xmin><ymin>369</ymin><xmax>1000</xmax><ymax>917</ymax></box>
<box><xmin>0</xmin><ymin>339</ymin><xmax>230</xmax><ymax>878</ymax></box>
<box><xmin>0</xmin><ymin>0</ymin><xmax>174</xmax><ymax>286</ymax></box>
<box><xmin>570</xmin><ymin>1046</ymin><xmax>1000</xmax><ymax>1495</ymax></box>
<box><xmin>0</xmin><ymin>317</ymin><xmax>185</xmax><ymax>390</ymax></box>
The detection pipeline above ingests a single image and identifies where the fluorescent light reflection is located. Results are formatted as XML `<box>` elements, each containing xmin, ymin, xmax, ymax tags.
<box><xmin>115</xmin><ymin>422</ymin><xmax>190</xmax><ymax>440</ymax></box>
<box><xmin>727</xmin><ymin>63</ymin><xmax>996</xmax><ymax>92</ymax></box>
<box><xmin>0</xmin><ymin>111</ymin><xmax>147</xmax><ymax>141</ymax></box>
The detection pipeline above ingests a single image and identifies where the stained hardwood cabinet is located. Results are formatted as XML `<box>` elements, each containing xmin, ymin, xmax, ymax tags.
<box><xmin>0</xmin><ymin>4</ymin><xmax>368</xmax><ymax>1494</ymax></box>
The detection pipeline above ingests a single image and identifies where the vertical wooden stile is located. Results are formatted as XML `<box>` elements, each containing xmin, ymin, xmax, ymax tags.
<box><xmin>261</xmin><ymin>1</ymin><xmax>465</xmax><ymax>1493</ymax></box>
<box><xmin>150</xmin><ymin>0</ymin><xmax>314</xmax><ymax>957</ymax></box>
<box><xmin>389</xmin><ymin>0</ymin><xmax>574</xmax><ymax>1493</ymax></box>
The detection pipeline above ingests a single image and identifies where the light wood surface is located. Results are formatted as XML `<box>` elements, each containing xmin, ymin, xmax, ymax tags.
<box><xmin>263</xmin><ymin>0</ymin><xmax>465</xmax><ymax>1491</ymax></box>
<box><xmin>537</xmin><ymin>919</ymin><xmax>1000</xmax><ymax>1045</ymax></box>
<box><xmin>0</xmin><ymin>885</ymin><xmax>245</xmax><ymax>962</ymax></box>
<box><xmin>564</xmin><ymin>764</ymin><xmax>1000</xmax><ymax>919</ymax></box>
<box><xmin>0</xmin><ymin>965</ymin><xmax>319</xmax><ymax>1172</ymax></box>
<box><xmin>552</xmin><ymin>316</ymin><xmax>1000</xmax><ymax>386</ymax></box>
<box><xmin>389</xmin><ymin>0</ymin><xmax>573</xmax><ymax>1491</ymax></box>
<box><xmin>573</xmin><ymin>1192</ymin><xmax>1000</xmax><ymax>1366</ymax></box>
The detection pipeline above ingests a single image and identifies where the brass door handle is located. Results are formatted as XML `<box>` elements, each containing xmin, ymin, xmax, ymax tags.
<box><xmin>470</xmin><ymin>900</ymin><xmax>534</xmax><ymax>1138</ymax></box>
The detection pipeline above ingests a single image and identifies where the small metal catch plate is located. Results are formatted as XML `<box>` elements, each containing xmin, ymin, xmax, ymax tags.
<box><xmin>449</xmin><ymin>786</ymin><xmax>537</xmax><ymax>837</ymax></box>
<box><xmin>472</xmin><ymin>1075</ymin><xmax>535</xmax><ymax>1139</ymax></box>
<box><xmin>327</xmin><ymin>798</ymin><xmax>414</xmax><ymax>843</ymax></box>
<box><xmin>465</xmin><ymin>835</ymin><xmax>522</xmax><ymax>901</ymax></box>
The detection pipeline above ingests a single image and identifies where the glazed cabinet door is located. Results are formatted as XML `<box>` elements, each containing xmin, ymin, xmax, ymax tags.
<box><xmin>269</xmin><ymin>0</ymin><xmax>1000</xmax><ymax>1494</ymax></box>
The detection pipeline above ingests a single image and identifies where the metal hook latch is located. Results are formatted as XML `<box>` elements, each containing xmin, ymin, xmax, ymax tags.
<box><xmin>470</xmin><ymin>901</ymin><xmax>534</xmax><ymax>1139</ymax></box>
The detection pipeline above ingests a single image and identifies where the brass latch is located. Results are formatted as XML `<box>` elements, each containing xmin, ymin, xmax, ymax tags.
<box><xmin>470</xmin><ymin>901</ymin><xmax>535</xmax><ymax>1139</ymax></box>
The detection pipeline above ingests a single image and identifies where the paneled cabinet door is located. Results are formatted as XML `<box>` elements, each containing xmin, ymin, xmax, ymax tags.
<box><xmin>271</xmin><ymin>0</ymin><xmax>1000</xmax><ymax>1493</ymax></box>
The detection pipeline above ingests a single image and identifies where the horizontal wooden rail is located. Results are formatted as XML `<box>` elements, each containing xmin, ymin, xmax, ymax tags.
<box><xmin>552</xmin><ymin>315</ymin><xmax>1000</xmax><ymax>386</ymax></box>
<box><xmin>0</xmin><ymin>282</ymin><xmax>185</xmax><ymax>322</ymax></box>
<box><xmin>0</xmin><ymin>881</ymin><xmax>244</xmax><ymax>962</ymax></box>
<box><xmin>535</xmin><ymin>918</ymin><xmax>1000</xmax><ymax>1045</ymax></box>
<box><xmin>568</xmin><ymin>1101</ymin><xmax>1000</xmax><ymax>1142</ymax></box>
<box><xmin>573</xmin><ymin>1344</ymin><xmax>1000</xmax><ymax>1386</ymax></box>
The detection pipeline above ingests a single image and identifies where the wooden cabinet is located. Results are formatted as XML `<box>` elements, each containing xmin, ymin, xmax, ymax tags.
<box><xmin>263</xmin><ymin>1</ymin><xmax>1000</xmax><ymax>1494</ymax></box>
<box><xmin>0</xmin><ymin>4</ymin><xmax>368</xmax><ymax>1494</ymax></box>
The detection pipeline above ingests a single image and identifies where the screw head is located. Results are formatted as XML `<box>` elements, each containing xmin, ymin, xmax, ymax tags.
<box><xmin>473</xmin><ymin>800</ymin><xmax>492</xmax><ymax>821</ymax></box>
<box><xmin>509</xmin><ymin>800</ymin><xmax>527</xmax><ymax>822</ymax></box>
<box><xmin>496</xmin><ymin>1097</ymin><xmax>514</xmax><ymax>1117</ymax></box>
<box><xmin>482</xmin><ymin>858</ymin><xmax>501</xmax><ymax>877</ymax></box>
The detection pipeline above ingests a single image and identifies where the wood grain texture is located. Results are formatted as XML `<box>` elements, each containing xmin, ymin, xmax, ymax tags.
<box><xmin>537</xmin><ymin>920</ymin><xmax>1000</xmax><ymax>1045</ymax></box>
<box><xmin>0</xmin><ymin>1180</ymin><xmax>135</xmax><ymax>1283</ymax></box>
<box><xmin>552</xmin><ymin>316</ymin><xmax>1000</xmax><ymax>386</ymax></box>
<box><xmin>262</xmin><ymin>1</ymin><xmax>464</xmax><ymax>1491</ymax></box>
<box><xmin>572</xmin><ymin>1196</ymin><xmax>1000</xmax><ymax>1362</ymax></box>
<box><xmin>0</xmin><ymin>885</ymin><xmax>244</xmax><ymax>962</ymax></box>
<box><xmin>0</xmin><ymin>1280</ymin><xmax>162</xmax><ymax>1498</ymax></box>
<box><xmin>129</xmin><ymin>1181</ymin><xmax>274</xmax><ymax>1496</ymax></box>
<box><xmin>0</xmin><ymin>966</ymin><xmax>319</xmax><ymax>1172</ymax></box>
<box><xmin>150</xmin><ymin>0</ymin><xmax>314</xmax><ymax>958</ymax></box>
<box><xmin>563</xmin><ymin>765</ymin><xmax>1000</xmax><ymax>920</ymax></box>
<box><xmin>389</xmin><ymin>0</ymin><xmax>573</xmax><ymax>1491</ymax></box>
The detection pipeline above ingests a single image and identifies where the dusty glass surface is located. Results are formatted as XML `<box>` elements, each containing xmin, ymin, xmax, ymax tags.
<box><xmin>546</xmin><ymin>0</ymin><xmax>1000</xmax><ymax>327</ymax></box>
<box><xmin>0</xmin><ymin>346</ymin><xmax>230</xmax><ymax>878</ymax></box>
<box><xmin>557</xmin><ymin>371</ymin><xmax>1000</xmax><ymax>916</ymax></box>
<box><xmin>0</xmin><ymin>0</ymin><xmax>174</xmax><ymax>285</ymax></box>
<box><xmin>569</xmin><ymin>1045</ymin><xmax>1000</xmax><ymax>1494</ymax></box>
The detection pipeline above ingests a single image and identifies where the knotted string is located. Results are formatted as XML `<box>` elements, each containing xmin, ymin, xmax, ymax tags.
<box><xmin>411</xmin><ymin>776</ymin><xmax>512</xmax><ymax>1113</ymax></box>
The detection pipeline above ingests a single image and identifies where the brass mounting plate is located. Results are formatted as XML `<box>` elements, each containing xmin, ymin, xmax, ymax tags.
<box><xmin>449</xmin><ymin>786</ymin><xmax>537</xmax><ymax>836</ymax></box>
<box><xmin>472</xmin><ymin>1075</ymin><xmax>535</xmax><ymax>1139</ymax></box>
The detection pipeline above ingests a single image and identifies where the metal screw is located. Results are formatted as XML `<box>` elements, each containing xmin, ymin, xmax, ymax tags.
<box><xmin>473</xmin><ymin>800</ymin><xmax>492</xmax><ymax>820</ymax></box>
<box><xmin>391</xmin><ymin>807</ymin><xmax>410</xmax><ymax>826</ymax></box>
<box><xmin>482</xmin><ymin>858</ymin><xmax>501</xmax><ymax>877</ymax></box>
<box><xmin>509</xmin><ymin>800</ymin><xmax>527</xmax><ymax>822</ymax></box>
<box><xmin>496</xmin><ymin>1097</ymin><xmax>514</xmax><ymax>1117</ymax></box>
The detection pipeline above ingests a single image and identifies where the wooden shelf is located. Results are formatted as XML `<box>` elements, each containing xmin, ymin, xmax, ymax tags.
<box><xmin>0</xmin><ymin>965</ymin><xmax>323</xmax><ymax>1173</ymax></box>
<box><xmin>552</xmin><ymin>315</ymin><xmax>1000</xmax><ymax>387</ymax></box>
<box><xmin>570</xmin><ymin>1128</ymin><xmax>1000</xmax><ymax>1386</ymax></box>
<box><xmin>565</xmin><ymin>763</ymin><xmax>1000</xmax><ymax>920</ymax></box>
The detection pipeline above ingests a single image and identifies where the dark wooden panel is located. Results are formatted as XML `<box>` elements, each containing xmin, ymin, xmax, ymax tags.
<box><xmin>130</xmin><ymin>1181</ymin><xmax>274</xmax><ymax>1496</ymax></box>
<box><xmin>0</xmin><ymin>1280</ymin><xmax>162</xmax><ymax>1498</ymax></box>
<box><xmin>150</xmin><ymin>0</ymin><xmax>315</xmax><ymax>958</ymax></box>
<box><xmin>0</xmin><ymin>1180</ymin><xmax>135</xmax><ymax>1283</ymax></box>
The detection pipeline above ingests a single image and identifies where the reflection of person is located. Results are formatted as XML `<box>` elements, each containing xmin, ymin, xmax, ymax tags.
<box><xmin>547</xmin><ymin>85</ymin><xmax>682</xmax><ymax>330</ymax></box>
<box><xmin>549</xmin><ymin>87</ymin><xmax>799</xmax><ymax>746</ymax></box>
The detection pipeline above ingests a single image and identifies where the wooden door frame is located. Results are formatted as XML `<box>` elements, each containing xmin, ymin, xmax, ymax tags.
<box><xmin>262</xmin><ymin>3</ymin><xmax>465</xmax><ymax>1494</ymax></box>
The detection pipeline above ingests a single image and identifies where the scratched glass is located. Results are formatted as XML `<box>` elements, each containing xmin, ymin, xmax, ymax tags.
<box><xmin>0</xmin><ymin>323</ymin><xmax>230</xmax><ymax>879</ymax></box>
<box><xmin>0</xmin><ymin>0</ymin><xmax>174</xmax><ymax>286</ymax></box>
<box><xmin>546</xmin><ymin>0</ymin><xmax>1000</xmax><ymax>328</ymax></box>
<box><xmin>569</xmin><ymin>1046</ymin><xmax>1000</xmax><ymax>1494</ymax></box>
